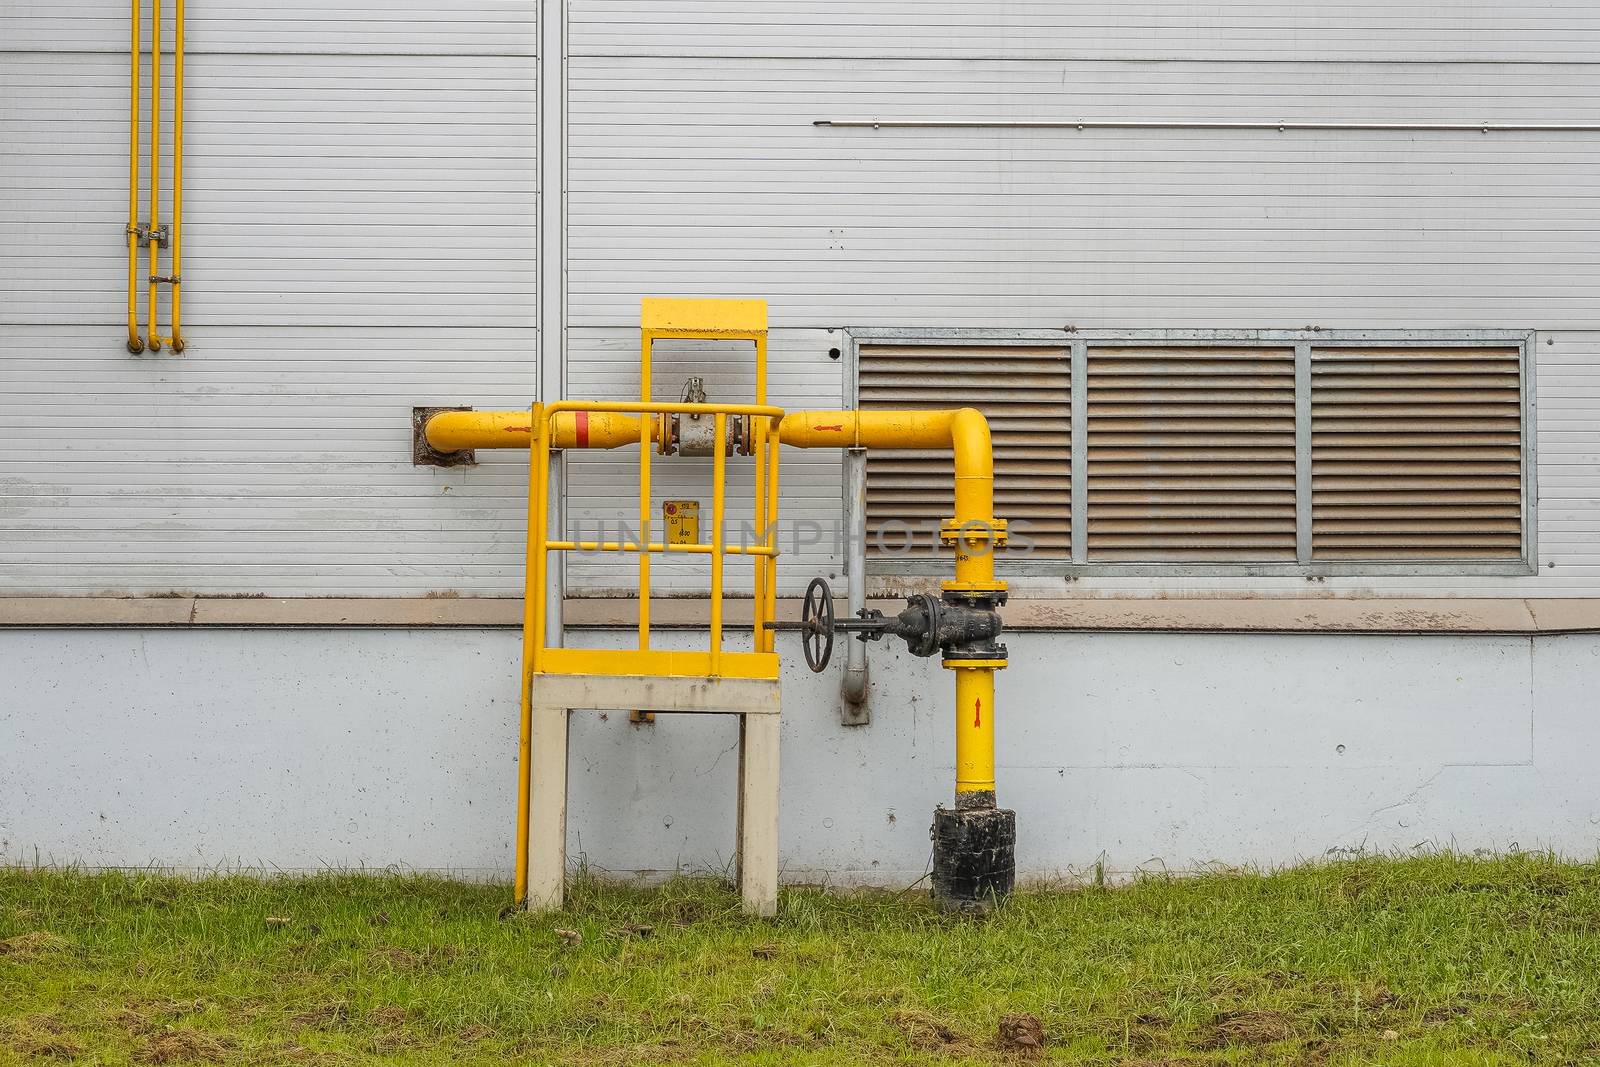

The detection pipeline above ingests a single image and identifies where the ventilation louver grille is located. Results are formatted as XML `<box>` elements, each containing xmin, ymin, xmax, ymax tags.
<box><xmin>858</xmin><ymin>344</ymin><xmax>1070</xmax><ymax>558</ymax></box>
<box><xmin>1311</xmin><ymin>347</ymin><xmax>1523</xmax><ymax>559</ymax></box>
<box><xmin>1086</xmin><ymin>346</ymin><xmax>1298</xmax><ymax>560</ymax></box>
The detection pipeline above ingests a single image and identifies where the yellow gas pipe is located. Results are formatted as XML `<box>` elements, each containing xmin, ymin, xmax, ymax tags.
<box><xmin>168</xmin><ymin>0</ymin><xmax>185</xmax><ymax>353</ymax></box>
<box><xmin>778</xmin><ymin>409</ymin><xmax>1005</xmax><ymax>803</ymax></box>
<box><xmin>126</xmin><ymin>0</ymin><xmax>143</xmax><ymax>353</ymax></box>
<box><xmin>424</xmin><ymin>406</ymin><xmax>1005</xmax><ymax>805</ymax></box>
<box><xmin>127</xmin><ymin>0</ymin><xmax>184</xmax><ymax>354</ymax></box>
<box><xmin>145</xmin><ymin>0</ymin><xmax>161</xmax><ymax>353</ymax></box>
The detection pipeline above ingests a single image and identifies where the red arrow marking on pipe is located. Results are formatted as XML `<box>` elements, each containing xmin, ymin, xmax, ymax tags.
<box><xmin>504</xmin><ymin>425</ymin><xmax>531</xmax><ymax>433</ymax></box>
<box><xmin>974</xmin><ymin>698</ymin><xmax>982</xmax><ymax>728</ymax></box>
<box><xmin>814</xmin><ymin>423</ymin><xmax>844</xmax><ymax>432</ymax></box>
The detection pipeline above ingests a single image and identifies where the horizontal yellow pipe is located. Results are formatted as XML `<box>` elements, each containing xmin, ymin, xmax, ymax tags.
<box><xmin>426</xmin><ymin>409</ymin><xmax>657</xmax><ymax>453</ymax></box>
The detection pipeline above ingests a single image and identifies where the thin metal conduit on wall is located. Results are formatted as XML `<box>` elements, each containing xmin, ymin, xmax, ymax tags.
<box><xmin>814</xmin><ymin>119</ymin><xmax>1600</xmax><ymax>132</ymax></box>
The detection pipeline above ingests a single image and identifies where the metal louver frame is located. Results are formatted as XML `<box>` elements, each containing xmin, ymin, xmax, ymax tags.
<box><xmin>855</xmin><ymin>341</ymin><xmax>1071</xmax><ymax>559</ymax></box>
<box><xmin>1311</xmin><ymin>346</ymin><xmax>1525</xmax><ymax>560</ymax></box>
<box><xmin>849</xmin><ymin>329</ymin><xmax>1534</xmax><ymax>577</ymax></box>
<box><xmin>1086</xmin><ymin>346</ymin><xmax>1297</xmax><ymax>560</ymax></box>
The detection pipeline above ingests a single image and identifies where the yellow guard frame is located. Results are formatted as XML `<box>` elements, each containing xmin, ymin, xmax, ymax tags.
<box><xmin>521</xmin><ymin>298</ymin><xmax>784</xmax><ymax>686</ymax></box>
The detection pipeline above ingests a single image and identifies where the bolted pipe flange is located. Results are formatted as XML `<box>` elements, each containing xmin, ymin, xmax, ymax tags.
<box><xmin>939</xmin><ymin>516</ymin><xmax>1008</xmax><ymax>551</ymax></box>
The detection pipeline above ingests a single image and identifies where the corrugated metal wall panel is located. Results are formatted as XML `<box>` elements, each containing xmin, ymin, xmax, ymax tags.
<box><xmin>3</xmin><ymin>3</ymin><xmax>1599</xmax><ymax>600</ymax></box>
<box><xmin>0</xmin><ymin>326</ymin><xmax>538</xmax><ymax>596</ymax></box>
<box><xmin>2</xmin><ymin>1</ymin><xmax>537</xmax><ymax>56</ymax></box>
<box><xmin>1310</xmin><ymin>347</ymin><xmax>1524</xmax><ymax>560</ymax></box>
<box><xmin>569</xmin><ymin>2</ymin><xmax>1600</xmax><ymax>62</ymax></box>
<box><xmin>1</xmin><ymin>55</ymin><xmax>536</xmax><ymax>328</ymax></box>
<box><xmin>1086</xmin><ymin>347</ymin><xmax>1297</xmax><ymax>560</ymax></box>
<box><xmin>566</xmin><ymin>57</ymin><xmax>1600</xmax><ymax>329</ymax></box>
<box><xmin>0</xmin><ymin>4</ymin><xmax>540</xmax><ymax>596</ymax></box>
<box><xmin>858</xmin><ymin>345</ymin><xmax>1070</xmax><ymax>559</ymax></box>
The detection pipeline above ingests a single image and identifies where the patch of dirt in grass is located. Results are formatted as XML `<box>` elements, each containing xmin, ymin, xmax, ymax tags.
<box><xmin>0</xmin><ymin>931</ymin><xmax>73</xmax><ymax>959</ymax></box>
<box><xmin>289</xmin><ymin>1003</ymin><xmax>349</xmax><ymax>1031</ymax></box>
<box><xmin>457</xmin><ymin>1024</ymin><xmax>494</xmax><ymax>1043</ymax></box>
<box><xmin>11</xmin><ymin>1030</ymin><xmax>84</xmax><ymax>1059</ymax></box>
<box><xmin>997</xmin><ymin>1012</ymin><xmax>1045</xmax><ymax>1054</ymax></box>
<box><xmin>890</xmin><ymin>1008</ymin><xmax>963</xmax><ymax>1049</ymax></box>
<box><xmin>565</xmin><ymin>1042</ymin><xmax>695</xmax><ymax>1066</ymax></box>
<box><xmin>365</xmin><ymin>1006</ymin><xmax>407</xmax><ymax>1028</ymax></box>
<box><xmin>113</xmin><ymin>1000</ymin><xmax>211</xmax><ymax>1038</ymax></box>
<box><xmin>1364</xmin><ymin>987</ymin><xmax>1401</xmax><ymax>1010</ymax></box>
<box><xmin>2</xmin><ymin>1014</ymin><xmax>84</xmax><ymax>1060</ymax></box>
<box><xmin>132</xmin><ymin>1029</ymin><xmax>228</xmax><ymax>1064</ymax></box>
<box><xmin>1193</xmin><ymin>1009</ymin><xmax>1293</xmax><ymax>1050</ymax></box>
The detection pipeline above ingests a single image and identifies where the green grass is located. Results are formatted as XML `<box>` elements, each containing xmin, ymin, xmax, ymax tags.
<box><xmin>3</xmin><ymin>855</ymin><xmax>1600</xmax><ymax>1065</ymax></box>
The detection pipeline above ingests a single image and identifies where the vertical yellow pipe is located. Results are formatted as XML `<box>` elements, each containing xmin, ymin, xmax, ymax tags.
<box><xmin>515</xmin><ymin>402</ymin><xmax>548</xmax><ymax>905</ymax></box>
<box><xmin>953</xmin><ymin>667</ymin><xmax>997</xmax><ymax>798</ymax></box>
<box><xmin>751</xmin><ymin>337</ymin><xmax>768</xmax><ymax>647</ymax></box>
<box><xmin>638</xmin><ymin>336</ymin><xmax>652</xmax><ymax>653</ymax></box>
<box><xmin>145</xmin><ymin>0</ymin><xmax>161</xmax><ymax>352</ymax></box>
<box><xmin>708</xmin><ymin>413</ymin><xmax>727</xmax><ymax>675</ymax></box>
<box><xmin>168</xmin><ymin>0</ymin><xmax>185</xmax><ymax>352</ymax></box>
<box><xmin>126</xmin><ymin>0</ymin><xmax>144</xmax><ymax>354</ymax></box>
<box><xmin>762</xmin><ymin>425</ymin><xmax>780</xmax><ymax>652</ymax></box>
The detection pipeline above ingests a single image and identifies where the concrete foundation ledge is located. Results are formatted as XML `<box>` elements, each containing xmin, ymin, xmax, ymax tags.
<box><xmin>2</xmin><ymin>596</ymin><xmax>1598</xmax><ymax>634</ymax></box>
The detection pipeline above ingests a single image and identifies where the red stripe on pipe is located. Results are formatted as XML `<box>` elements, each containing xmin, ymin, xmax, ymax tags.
<box><xmin>575</xmin><ymin>411</ymin><xmax>588</xmax><ymax>448</ymax></box>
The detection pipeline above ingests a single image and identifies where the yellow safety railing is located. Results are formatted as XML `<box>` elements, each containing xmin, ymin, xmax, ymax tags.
<box><xmin>523</xmin><ymin>400</ymin><xmax>785</xmax><ymax>685</ymax></box>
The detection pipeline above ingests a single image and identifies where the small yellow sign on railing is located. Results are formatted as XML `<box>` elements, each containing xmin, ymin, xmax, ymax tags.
<box><xmin>664</xmin><ymin>500</ymin><xmax>700</xmax><ymax>545</ymax></box>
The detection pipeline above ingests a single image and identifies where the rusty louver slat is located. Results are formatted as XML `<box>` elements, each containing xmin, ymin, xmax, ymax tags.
<box><xmin>859</xmin><ymin>344</ymin><xmax>1070</xmax><ymax>558</ymax></box>
<box><xmin>1311</xmin><ymin>348</ymin><xmax>1523</xmax><ymax>560</ymax></box>
<box><xmin>1086</xmin><ymin>346</ymin><xmax>1297</xmax><ymax>560</ymax></box>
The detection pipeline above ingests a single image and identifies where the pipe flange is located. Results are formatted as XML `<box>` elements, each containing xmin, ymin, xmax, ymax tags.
<box><xmin>942</xmin><ymin>656</ymin><xmax>1008</xmax><ymax>670</ymax></box>
<box><xmin>902</xmin><ymin>594</ymin><xmax>942</xmax><ymax>658</ymax></box>
<box><xmin>939</xmin><ymin>517</ymin><xmax>1008</xmax><ymax>549</ymax></box>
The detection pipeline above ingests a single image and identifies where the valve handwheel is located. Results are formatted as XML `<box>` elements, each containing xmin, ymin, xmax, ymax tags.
<box><xmin>800</xmin><ymin>576</ymin><xmax>835</xmax><ymax>673</ymax></box>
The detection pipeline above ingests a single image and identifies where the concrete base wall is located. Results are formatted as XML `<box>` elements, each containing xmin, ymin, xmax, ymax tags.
<box><xmin>3</xmin><ymin>628</ymin><xmax>1597</xmax><ymax>883</ymax></box>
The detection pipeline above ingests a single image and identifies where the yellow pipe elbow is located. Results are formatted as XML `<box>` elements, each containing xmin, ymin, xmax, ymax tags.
<box><xmin>780</xmin><ymin>407</ymin><xmax>1000</xmax><ymax>586</ymax></box>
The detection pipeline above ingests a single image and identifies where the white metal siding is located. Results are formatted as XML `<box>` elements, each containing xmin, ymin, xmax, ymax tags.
<box><xmin>1</xmin><ymin>55</ymin><xmax>537</xmax><ymax>328</ymax></box>
<box><xmin>2</xmin><ymin>2</ymin><xmax>537</xmax><ymax>55</ymax></box>
<box><xmin>3</xmin><ymin>2</ymin><xmax>1600</xmax><ymax>599</ymax></box>
<box><xmin>570</xmin><ymin>3</ymin><xmax>1600</xmax><ymax>63</ymax></box>
<box><xmin>566</xmin><ymin>57</ymin><xmax>1600</xmax><ymax>328</ymax></box>
<box><xmin>0</xmin><ymin>3</ymin><xmax>541</xmax><ymax>596</ymax></box>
